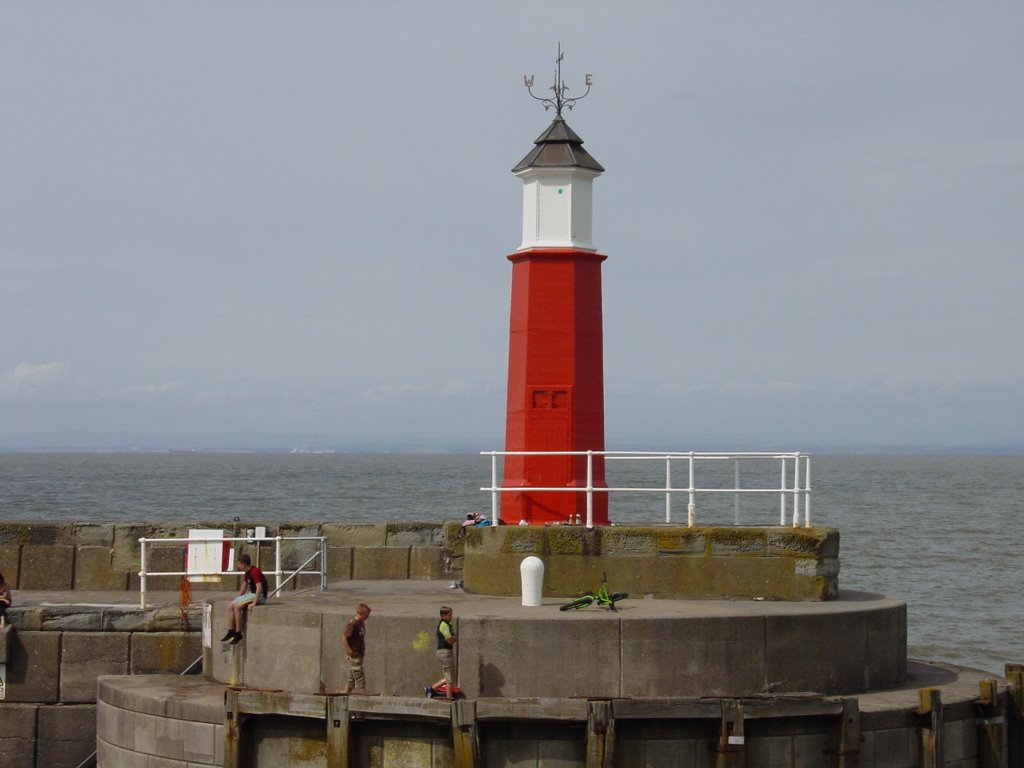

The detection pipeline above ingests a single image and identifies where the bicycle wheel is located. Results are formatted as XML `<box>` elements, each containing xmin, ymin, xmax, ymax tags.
<box><xmin>559</xmin><ymin>594</ymin><xmax>595</xmax><ymax>611</ymax></box>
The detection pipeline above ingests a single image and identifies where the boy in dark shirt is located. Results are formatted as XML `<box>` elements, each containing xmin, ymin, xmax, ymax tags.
<box><xmin>343</xmin><ymin>603</ymin><xmax>371</xmax><ymax>694</ymax></box>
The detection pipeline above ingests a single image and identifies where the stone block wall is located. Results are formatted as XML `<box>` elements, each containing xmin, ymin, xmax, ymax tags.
<box><xmin>1</xmin><ymin>519</ymin><xmax>840</xmax><ymax>602</ymax></box>
<box><xmin>462</xmin><ymin>525</ymin><xmax>840</xmax><ymax>600</ymax></box>
<box><xmin>0</xmin><ymin>521</ymin><xmax>456</xmax><ymax>595</ymax></box>
<box><xmin>0</xmin><ymin>602</ymin><xmax>202</xmax><ymax>768</ymax></box>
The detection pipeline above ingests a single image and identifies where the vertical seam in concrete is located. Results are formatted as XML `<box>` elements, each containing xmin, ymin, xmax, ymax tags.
<box><xmin>33</xmin><ymin>699</ymin><xmax>41</xmax><ymax>766</ymax></box>
<box><xmin>762</xmin><ymin>616</ymin><xmax>768</xmax><ymax>694</ymax></box>
<box><xmin>56</xmin><ymin>630</ymin><xmax>64</xmax><ymax>705</ymax></box>
<box><xmin>618</xmin><ymin>613</ymin><xmax>623</xmax><ymax>698</ymax></box>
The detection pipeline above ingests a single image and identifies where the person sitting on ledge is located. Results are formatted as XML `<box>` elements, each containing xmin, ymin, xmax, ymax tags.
<box><xmin>0</xmin><ymin>572</ymin><xmax>11</xmax><ymax>629</ymax></box>
<box><xmin>220</xmin><ymin>553</ymin><xmax>267</xmax><ymax>645</ymax></box>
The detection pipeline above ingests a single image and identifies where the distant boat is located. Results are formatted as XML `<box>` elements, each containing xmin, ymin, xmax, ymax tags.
<box><xmin>289</xmin><ymin>447</ymin><xmax>335</xmax><ymax>454</ymax></box>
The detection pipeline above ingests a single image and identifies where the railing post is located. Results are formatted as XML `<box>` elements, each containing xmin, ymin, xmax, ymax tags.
<box><xmin>139</xmin><ymin>538</ymin><xmax>148</xmax><ymax>610</ymax></box>
<box><xmin>585</xmin><ymin>451</ymin><xmax>594</xmax><ymax>529</ymax></box>
<box><xmin>275</xmin><ymin>536</ymin><xmax>283</xmax><ymax>594</ymax></box>
<box><xmin>664</xmin><ymin>455</ymin><xmax>672</xmax><ymax>524</ymax></box>
<box><xmin>779</xmin><ymin>458</ymin><xmax>787</xmax><ymax>526</ymax></box>
<box><xmin>733</xmin><ymin>459</ymin><xmax>741</xmax><ymax>525</ymax></box>
<box><xmin>803</xmin><ymin>455</ymin><xmax>812</xmax><ymax>527</ymax></box>
<box><xmin>792</xmin><ymin>455</ymin><xmax>802</xmax><ymax>528</ymax></box>
<box><xmin>320</xmin><ymin>536</ymin><xmax>328</xmax><ymax>591</ymax></box>
<box><xmin>490</xmin><ymin>451</ymin><xmax>499</xmax><ymax>525</ymax></box>
<box><xmin>687</xmin><ymin>452</ymin><xmax>696</xmax><ymax>527</ymax></box>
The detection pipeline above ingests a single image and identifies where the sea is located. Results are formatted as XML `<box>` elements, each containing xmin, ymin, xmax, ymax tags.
<box><xmin>1</xmin><ymin>451</ymin><xmax>1021</xmax><ymax>676</ymax></box>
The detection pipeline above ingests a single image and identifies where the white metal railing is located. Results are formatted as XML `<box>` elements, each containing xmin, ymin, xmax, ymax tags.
<box><xmin>137</xmin><ymin>535</ymin><xmax>327</xmax><ymax>609</ymax></box>
<box><xmin>482</xmin><ymin>450</ymin><xmax>812</xmax><ymax>529</ymax></box>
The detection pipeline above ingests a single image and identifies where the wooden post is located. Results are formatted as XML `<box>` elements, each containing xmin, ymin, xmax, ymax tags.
<box><xmin>586</xmin><ymin>700</ymin><xmax>615</xmax><ymax>768</ymax></box>
<box><xmin>451</xmin><ymin>698</ymin><xmax>479</xmax><ymax>768</ymax></box>
<box><xmin>224</xmin><ymin>688</ymin><xmax>242</xmax><ymax>768</ymax></box>
<box><xmin>715</xmin><ymin>699</ymin><xmax>746</xmax><ymax>768</ymax></box>
<box><xmin>835</xmin><ymin>697</ymin><xmax>861</xmax><ymax>768</ymax></box>
<box><xmin>326</xmin><ymin>695</ymin><xmax>350</xmax><ymax>768</ymax></box>
<box><xmin>918</xmin><ymin>687</ymin><xmax>944</xmax><ymax>768</ymax></box>
<box><xmin>1007</xmin><ymin>663</ymin><xmax>1024</xmax><ymax>768</ymax></box>
<box><xmin>976</xmin><ymin>678</ymin><xmax>1005</xmax><ymax>768</ymax></box>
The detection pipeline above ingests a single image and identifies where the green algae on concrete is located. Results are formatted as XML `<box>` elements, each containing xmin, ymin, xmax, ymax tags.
<box><xmin>707</xmin><ymin>527</ymin><xmax>768</xmax><ymax>556</ymax></box>
<box><xmin>767</xmin><ymin>528</ymin><xmax>839</xmax><ymax>558</ymax></box>
<box><xmin>462</xmin><ymin>525</ymin><xmax>840</xmax><ymax>601</ymax></box>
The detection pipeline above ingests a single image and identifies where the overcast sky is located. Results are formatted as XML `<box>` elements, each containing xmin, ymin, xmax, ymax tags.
<box><xmin>2</xmin><ymin>3</ymin><xmax>1023</xmax><ymax>451</ymax></box>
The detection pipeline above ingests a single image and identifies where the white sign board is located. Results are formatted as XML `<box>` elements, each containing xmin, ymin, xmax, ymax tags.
<box><xmin>187</xmin><ymin>529</ymin><xmax>229</xmax><ymax>584</ymax></box>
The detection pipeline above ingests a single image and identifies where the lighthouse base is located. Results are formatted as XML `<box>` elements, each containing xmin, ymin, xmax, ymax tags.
<box><xmin>461</xmin><ymin>524</ymin><xmax>839</xmax><ymax>602</ymax></box>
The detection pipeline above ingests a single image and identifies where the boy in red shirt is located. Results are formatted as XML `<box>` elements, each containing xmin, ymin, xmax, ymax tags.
<box><xmin>220</xmin><ymin>553</ymin><xmax>267</xmax><ymax>645</ymax></box>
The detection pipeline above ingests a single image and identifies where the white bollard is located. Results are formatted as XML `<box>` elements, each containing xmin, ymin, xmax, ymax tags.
<box><xmin>520</xmin><ymin>556</ymin><xmax>544</xmax><ymax>607</ymax></box>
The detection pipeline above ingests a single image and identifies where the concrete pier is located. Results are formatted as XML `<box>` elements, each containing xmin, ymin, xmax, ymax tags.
<box><xmin>203</xmin><ymin>580</ymin><xmax>906</xmax><ymax>699</ymax></box>
<box><xmin>94</xmin><ymin>573</ymin><xmax>1017</xmax><ymax>768</ymax></box>
<box><xmin>1</xmin><ymin>520</ymin><xmax>1020</xmax><ymax>766</ymax></box>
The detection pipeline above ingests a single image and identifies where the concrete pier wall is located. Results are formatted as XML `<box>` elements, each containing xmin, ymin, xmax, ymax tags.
<box><xmin>0</xmin><ymin>602</ymin><xmax>202</xmax><ymax>768</ymax></box>
<box><xmin>0</xmin><ymin>520</ymin><xmax>839</xmax><ymax>601</ymax></box>
<box><xmin>0</xmin><ymin>521</ymin><xmax>457</xmax><ymax>592</ymax></box>
<box><xmin>203</xmin><ymin>590</ymin><xmax>907</xmax><ymax>698</ymax></box>
<box><xmin>96</xmin><ymin>669</ymin><xmax>1023</xmax><ymax>768</ymax></box>
<box><xmin>462</xmin><ymin>525</ymin><xmax>840</xmax><ymax>600</ymax></box>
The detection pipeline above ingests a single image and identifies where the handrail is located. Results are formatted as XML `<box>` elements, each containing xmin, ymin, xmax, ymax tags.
<box><xmin>137</xmin><ymin>534</ymin><xmax>327</xmax><ymax>610</ymax></box>
<box><xmin>481</xmin><ymin>450</ymin><xmax>812</xmax><ymax>529</ymax></box>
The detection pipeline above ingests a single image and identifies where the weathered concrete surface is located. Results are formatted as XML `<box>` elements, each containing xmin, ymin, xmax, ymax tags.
<box><xmin>205</xmin><ymin>580</ymin><xmax>906</xmax><ymax>698</ymax></box>
<box><xmin>352</xmin><ymin>546</ymin><xmax>411</xmax><ymax>580</ymax></box>
<box><xmin>243</xmin><ymin>605</ymin><xmax>324</xmax><ymax>693</ymax></box>
<box><xmin>95</xmin><ymin>661</ymin><xmax>1011</xmax><ymax>768</ymax></box>
<box><xmin>130</xmin><ymin>630</ymin><xmax>202</xmax><ymax>675</ymax></box>
<box><xmin>73</xmin><ymin>546</ymin><xmax>128</xmax><ymax>590</ymax></box>
<box><xmin>0</xmin><ymin>624</ymin><xmax>11</xmax><ymax>662</ymax></box>
<box><xmin>20</xmin><ymin>545</ymin><xmax>75</xmax><ymax>590</ymax></box>
<box><xmin>3</xmin><ymin>630</ymin><xmax>61</xmax><ymax>702</ymax></box>
<box><xmin>37</xmin><ymin>704</ymin><xmax>96</xmax><ymax>768</ymax></box>
<box><xmin>620</xmin><ymin>615</ymin><xmax>765</xmax><ymax>697</ymax></box>
<box><xmin>0</xmin><ymin>544</ymin><xmax>21</xmax><ymax>588</ymax></box>
<box><xmin>462</xmin><ymin>525</ymin><xmax>840</xmax><ymax>601</ymax></box>
<box><xmin>60</xmin><ymin>632</ymin><xmax>130</xmax><ymax>702</ymax></box>
<box><xmin>0</xmin><ymin>703</ymin><xmax>38</xmax><ymax>765</ymax></box>
<box><xmin>97</xmin><ymin>675</ymin><xmax>224</xmax><ymax>767</ymax></box>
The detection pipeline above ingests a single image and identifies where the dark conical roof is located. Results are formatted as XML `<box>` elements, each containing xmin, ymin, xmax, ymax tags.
<box><xmin>512</xmin><ymin>117</ymin><xmax>604</xmax><ymax>173</ymax></box>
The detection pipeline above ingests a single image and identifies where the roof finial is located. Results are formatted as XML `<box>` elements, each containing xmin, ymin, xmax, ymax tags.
<box><xmin>523</xmin><ymin>43</ymin><xmax>592</xmax><ymax>118</ymax></box>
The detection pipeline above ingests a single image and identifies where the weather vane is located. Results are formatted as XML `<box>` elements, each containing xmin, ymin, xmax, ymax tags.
<box><xmin>524</xmin><ymin>43</ymin><xmax>592</xmax><ymax>118</ymax></box>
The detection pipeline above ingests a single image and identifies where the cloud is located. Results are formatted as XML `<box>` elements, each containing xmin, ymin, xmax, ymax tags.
<box><xmin>121</xmin><ymin>381</ymin><xmax>182</xmax><ymax>396</ymax></box>
<box><xmin>440</xmin><ymin>380</ymin><xmax>474</xmax><ymax>396</ymax></box>
<box><xmin>0</xmin><ymin>362</ymin><xmax>66</xmax><ymax>397</ymax></box>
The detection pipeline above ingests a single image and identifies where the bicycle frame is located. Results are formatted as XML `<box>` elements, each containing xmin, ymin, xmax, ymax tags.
<box><xmin>559</xmin><ymin>575</ymin><xmax>627</xmax><ymax>612</ymax></box>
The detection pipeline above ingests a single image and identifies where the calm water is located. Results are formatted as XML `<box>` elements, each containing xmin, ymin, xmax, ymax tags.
<box><xmin>1</xmin><ymin>452</ymin><xmax>1021</xmax><ymax>675</ymax></box>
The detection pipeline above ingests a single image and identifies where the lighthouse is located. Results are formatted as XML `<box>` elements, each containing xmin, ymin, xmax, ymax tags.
<box><xmin>501</xmin><ymin>50</ymin><xmax>609</xmax><ymax>526</ymax></box>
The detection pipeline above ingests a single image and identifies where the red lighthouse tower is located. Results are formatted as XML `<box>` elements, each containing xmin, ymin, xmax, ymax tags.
<box><xmin>501</xmin><ymin>52</ymin><xmax>609</xmax><ymax>526</ymax></box>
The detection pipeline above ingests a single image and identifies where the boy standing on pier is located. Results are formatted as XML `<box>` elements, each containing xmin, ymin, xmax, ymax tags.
<box><xmin>431</xmin><ymin>606</ymin><xmax>458</xmax><ymax>699</ymax></box>
<box><xmin>343</xmin><ymin>603</ymin><xmax>371</xmax><ymax>694</ymax></box>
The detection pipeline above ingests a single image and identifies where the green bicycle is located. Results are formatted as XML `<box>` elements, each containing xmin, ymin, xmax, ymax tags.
<box><xmin>559</xmin><ymin>573</ymin><xmax>628</xmax><ymax>612</ymax></box>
